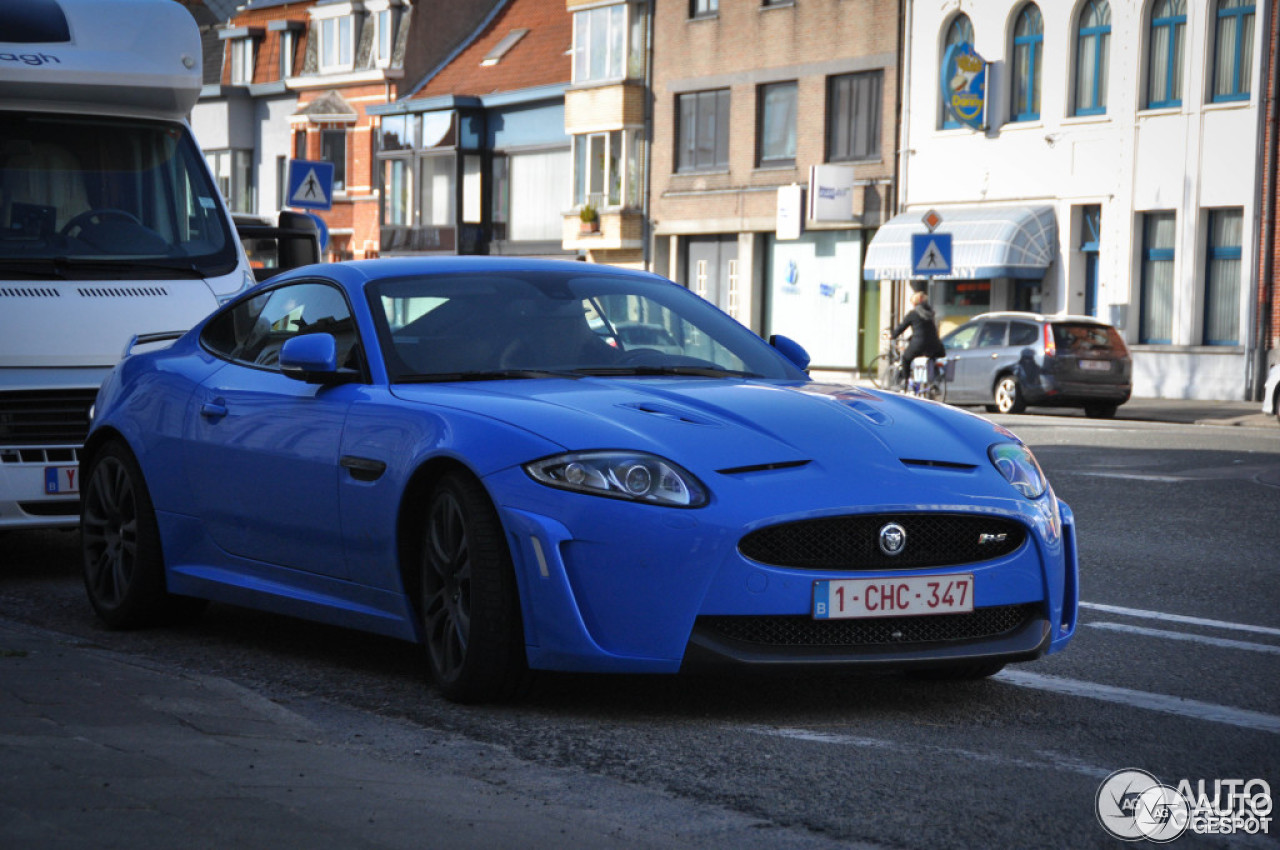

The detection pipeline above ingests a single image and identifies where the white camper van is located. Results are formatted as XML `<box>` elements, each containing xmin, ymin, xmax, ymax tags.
<box><xmin>0</xmin><ymin>0</ymin><xmax>256</xmax><ymax>529</ymax></box>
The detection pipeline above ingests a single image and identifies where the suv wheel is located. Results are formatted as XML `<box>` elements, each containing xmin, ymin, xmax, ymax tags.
<box><xmin>992</xmin><ymin>375</ymin><xmax>1026</xmax><ymax>414</ymax></box>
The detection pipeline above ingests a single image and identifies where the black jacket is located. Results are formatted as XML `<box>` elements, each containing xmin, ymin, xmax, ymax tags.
<box><xmin>891</xmin><ymin>301</ymin><xmax>945</xmax><ymax>358</ymax></box>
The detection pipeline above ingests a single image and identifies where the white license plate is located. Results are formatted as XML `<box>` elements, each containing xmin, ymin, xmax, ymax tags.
<box><xmin>813</xmin><ymin>575</ymin><xmax>974</xmax><ymax>619</ymax></box>
<box><xmin>44</xmin><ymin>466</ymin><xmax>80</xmax><ymax>495</ymax></box>
<box><xmin>1078</xmin><ymin>359</ymin><xmax>1111</xmax><ymax>372</ymax></box>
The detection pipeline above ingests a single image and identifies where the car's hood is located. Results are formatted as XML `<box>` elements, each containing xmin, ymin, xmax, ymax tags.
<box><xmin>390</xmin><ymin>378</ymin><xmax>1007</xmax><ymax>477</ymax></box>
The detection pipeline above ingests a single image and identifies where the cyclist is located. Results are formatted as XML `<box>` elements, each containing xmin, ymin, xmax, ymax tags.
<box><xmin>889</xmin><ymin>289</ymin><xmax>945</xmax><ymax>389</ymax></box>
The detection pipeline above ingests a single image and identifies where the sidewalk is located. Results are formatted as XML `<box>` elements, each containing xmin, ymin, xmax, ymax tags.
<box><xmin>0</xmin><ymin>620</ymin><xmax>858</xmax><ymax>850</ymax></box>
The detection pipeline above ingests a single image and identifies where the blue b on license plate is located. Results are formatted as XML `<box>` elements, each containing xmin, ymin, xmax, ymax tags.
<box><xmin>45</xmin><ymin>466</ymin><xmax>80</xmax><ymax>495</ymax></box>
<box><xmin>813</xmin><ymin>575</ymin><xmax>974</xmax><ymax>619</ymax></box>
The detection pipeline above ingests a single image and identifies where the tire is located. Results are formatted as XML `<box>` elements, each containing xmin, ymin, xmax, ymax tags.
<box><xmin>992</xmin><ymin>375</ymin><xmax>1026</xmax><ymax>414</ymax></box>
<box><xmin>910</xmin><ymin>660</ymin><xmax>1007</xmax><ymax>681</ymax></box>
<box><xmin>80</xmin><ymin>440</ymin><xmax>204</xmax><ymax>629</ymax></box>
<box><xmin>420</xmin><ymin>472</ymin><xmax>528</xmax><ymax>703</ymax></box>
<box><xmin>1084</xmin><ymin>403</ymin><xmax>1117</xmax><ymax>419</ymax></box>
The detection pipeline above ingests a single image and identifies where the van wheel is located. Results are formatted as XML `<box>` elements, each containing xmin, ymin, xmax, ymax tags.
<box><xmin>993</xmin><ymin>376</ymin><xmax>1026</xmax><ymax>414</ymax></box>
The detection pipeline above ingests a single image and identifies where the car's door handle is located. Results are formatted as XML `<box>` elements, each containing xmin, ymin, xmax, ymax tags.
<box><xmin>200</xmin><ymin>400</ymin><xmax>228</xmax><ymax>420</ymax></box>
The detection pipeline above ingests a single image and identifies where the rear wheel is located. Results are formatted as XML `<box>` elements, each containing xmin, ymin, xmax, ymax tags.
<box><xmin>420</xmin><ymin>472</ymin><xmax>527</xmax><ymax>703</ymax></box>
<box><xmin>80</xmin><ymin>440</ymin><xmax>203</xmax><ymax>628</ymax></box>
<box><xmin>992</xmin><ymin>375</ymin><xmax>1026</xmax><ymax>414</ymax></box>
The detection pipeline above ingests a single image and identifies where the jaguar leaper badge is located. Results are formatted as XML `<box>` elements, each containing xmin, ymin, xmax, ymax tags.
<box><xmin>879</xmin><ymin>522</ymin><xmax>907</xmax><ymax>556</ymax></box>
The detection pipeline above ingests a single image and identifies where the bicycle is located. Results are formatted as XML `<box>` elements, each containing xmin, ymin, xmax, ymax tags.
<box><xmin>868</xmin><ymin>338</ymin><xmax>948</xmax><ymax>403</ymax></box>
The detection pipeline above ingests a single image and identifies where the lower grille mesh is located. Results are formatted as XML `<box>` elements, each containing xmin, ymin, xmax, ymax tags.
<box><xmin>697</xmin><ymin>604</ymin><xmax>1038</xmax><ymax>648</ymax></box>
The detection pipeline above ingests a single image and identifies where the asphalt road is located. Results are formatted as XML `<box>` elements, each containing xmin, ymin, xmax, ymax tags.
<box><xmin>1</xmin><ymin>414</ymin><xmax>1278</xmax><ymax>849</ymax></box>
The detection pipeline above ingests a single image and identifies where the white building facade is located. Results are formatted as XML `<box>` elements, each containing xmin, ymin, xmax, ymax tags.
<box><xmin>871</xmin><ymin>0</ymin><xmax>1269</xmax><ymax>400</ymax></box>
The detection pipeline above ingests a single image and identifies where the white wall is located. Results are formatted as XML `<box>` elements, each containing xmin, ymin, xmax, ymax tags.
<box><xmin>902</xmin><ymin>0</ymin><xmax>1266</xmax><ymax>400</ymax></box>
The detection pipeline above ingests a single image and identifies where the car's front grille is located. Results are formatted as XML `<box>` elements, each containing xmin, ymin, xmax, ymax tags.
<box><xmin>738</xmin><ymin>513</ymin><xmax>1026</xmax><ymax>570</ymax></box>
<box><xmin>0</xmin><ymin>390</ymin><xmax>97</xmax><ymax>446</ymax></box>
<box><xmin>697</xmin><ymin>604</ymin><xmax>1038</xmax><ymax>648</ymax></box>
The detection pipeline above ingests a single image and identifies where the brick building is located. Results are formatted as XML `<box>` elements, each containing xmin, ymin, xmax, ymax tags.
<box><xmin>1259</xmin><ymin>0</ymin><xmax>1280</xmax><ymax>392</ymax></box>
<box><xmin>647</xmin><ymin>0</ymin><xmax>900</xmax><ymax>371</ymax></box>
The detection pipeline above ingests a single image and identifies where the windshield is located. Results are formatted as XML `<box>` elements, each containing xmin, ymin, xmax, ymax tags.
<box><xmin>368</xmin><ymin>270</ymin><xmax>808</xmax><ymax>382</ymax></box>
<box><xmin>0</xmin><ymin>113</ymin><xmax>237</xmax><ymax>278</ymax></box>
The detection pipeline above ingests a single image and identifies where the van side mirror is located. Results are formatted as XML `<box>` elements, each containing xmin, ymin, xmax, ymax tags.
<box><xmin>276</xmin><ymin>211</ymin><xmax>321</xmax><ymax>270</ymax></box>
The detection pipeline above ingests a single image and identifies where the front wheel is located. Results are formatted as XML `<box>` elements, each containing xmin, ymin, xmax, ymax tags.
<box><xmin>868</xmin><ymin>354</ymin><xmax>898</xmax><ymax>390</ymax></box>
<box><xmin>992</xmin><ymin>375</ymin><xmax>1026</xmax><ymax>414</ymax></box>
<box><xmin>80</xmin><ymin>440</ymin><xmax>203</xmax><ymax>628</ymax></box>
<box><xmin>420</xmin><ymin>472</ymin><xmax>528</xmax><ymax>703</ymax></box>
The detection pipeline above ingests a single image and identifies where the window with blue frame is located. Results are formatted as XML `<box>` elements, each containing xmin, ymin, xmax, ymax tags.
<box><xmin>1080</xmin><ymin>205</ymin><xmax>1101</xmax><ymax>317</ymax></box>
<box><xmin>1010</xmin><ymin>4</ymin><xmax>1043</xmax><ymax>122</ymax></box>
<box><xmin>1147</xmin><ymin>0</ymin><xmax>1186</xmax><ymax>109</ymax></box>
<box><xmin>939</xmin><ymin>13</ymin><xmax>974</xmax><ymax>129</ymax></box>
<box><xmin>1212</xmin><ymin>0</ymin><xmax>1255</xmax><ymax>102</ymax></box>
<box><xmin>1074</xmin><ymin>0</ymin><xmax>1110</xmax><ymax>116</ymax></box>
<box><xmin>1204</xmin><ymin>209</ymin><xmax>1242</xmax><ymax>345</ymax></box>
<box><xmin>1140</xmin><ymin>212</ymin><xmax>1176</xmax><ymax>344</ymax></box>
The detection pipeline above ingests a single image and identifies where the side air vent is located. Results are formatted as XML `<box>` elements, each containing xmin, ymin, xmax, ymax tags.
<box><xmin>0</xmin><ymin>287</ymin><xmax>61</xmax><ymax>298</ymax></box>
<box><xmin>77</xmin><ymin>286</ymin><xmax>171</xmax><ymax>298</ymax></box>
<box><xmin>901</xmin><ymin>458</ymin><xmax>978</xmax><ymax>471</ymax></box>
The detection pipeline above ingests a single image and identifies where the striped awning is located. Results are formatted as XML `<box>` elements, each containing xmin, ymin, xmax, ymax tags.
<box><xmin>863</xmin><ymin>206</ymin><xmax>1058</xmax><ymax>281</ymax></box>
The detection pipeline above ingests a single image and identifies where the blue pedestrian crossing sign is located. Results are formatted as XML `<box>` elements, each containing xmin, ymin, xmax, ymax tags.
<box><xmin>911</xmin><ymin>232</ymin><xmax>952</xmax><ymax>276</ymax></box>
<box><xmin>286</xmin><ymin>159</ymin><xmax>334</xmax><ymax>211</ymax></box>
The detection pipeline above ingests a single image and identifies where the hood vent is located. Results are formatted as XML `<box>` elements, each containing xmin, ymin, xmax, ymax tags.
<box><xmin>717</xmin><ymin>459</ymin><xmax>811</xmax><ymax>476</ymax></box>
<box><xmin>77</xmin><ymin>286</ymin><xmax>171</xmax><ymax>298</ymax></box>
<box><xmin>0</xmin><ymin>287</ymin><xmax>61</xmax><ymax>298</ymax></box>
<box><xmin>620</xmin><ymin>401</ymin><xmax>718</xmax><ymax>426</ymax></box>
<box><xmin>901</xmin><ymin>458</ymin><xmax>977</xmax><ymax>472</ymax></box>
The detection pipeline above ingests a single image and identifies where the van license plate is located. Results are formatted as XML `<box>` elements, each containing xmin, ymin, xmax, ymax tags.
<box><xmin>45</xmin><ymin>466</ymin><xmax>80</xmax><ymax>495</ymax></box>
<box><xmin>1079</xmin><ymin>360</ymin><xmax>1111</xmax><ymax>371</ymax></box>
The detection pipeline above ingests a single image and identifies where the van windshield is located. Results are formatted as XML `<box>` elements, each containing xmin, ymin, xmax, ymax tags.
<box><xmin>0</xmin><ymin>113</ymin><xmax>237</xmax><ymax>278</ymax></box>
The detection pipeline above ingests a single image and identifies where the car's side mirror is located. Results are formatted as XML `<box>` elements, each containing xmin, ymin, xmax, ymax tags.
<box><xmin>769</xmin><ymin>334</ymin><xmax>811</xmax><ymax>371</ymax></box>
<box><xmin>280</xmin><ymin>333</ymin><xmax>346</xmax><ymax>384</ymax></box>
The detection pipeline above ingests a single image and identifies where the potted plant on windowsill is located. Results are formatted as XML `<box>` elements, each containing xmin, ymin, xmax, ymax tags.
<box><xmin>579</xmin><ymin>203</ymin><xmax>599</xmax><ymax>234</ymax></box>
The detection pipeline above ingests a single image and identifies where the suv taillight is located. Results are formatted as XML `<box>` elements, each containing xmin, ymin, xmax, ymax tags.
<box><xmin>1043</xmin><ymin>323</ymin><xmax>1056</xmax><ymax>357</ymax></box>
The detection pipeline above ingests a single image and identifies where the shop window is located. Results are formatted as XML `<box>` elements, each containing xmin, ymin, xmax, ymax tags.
<box><xmin>494</xmin><ymin>149</ymin><xmax>571</xmax><ymax>242</ymax></box>
<box><xmin>1074</xmin><ymin>0</ymin><xmax>1110</xmax><ymax>116</ymax></box>
<box><xmin>1146</xmin><ymin>0</ymin><xmax>1186</xmax><ymax>109</ymax></box>
<box><xmin>1204</xmin><ymin>209</ymin><xmax>1242</xmax><ymax>345</ymax></box>
<box><xmin>676</xmin><ymin>90</ymin><xmax>730</xmax><ymax>173</ymax></box>
<box><xmin>827</xmin><ymin>71</ymin><xmax>881</xmax><ymax>162</ymax></box>
<box><xmin>1211</xmin><ymin>0</ymin><xmax>1254</xmax><ymax>102</ymax></box>
<box><xmin>1140</xmin><ymin>211</ymin><xmax>1176</xmax><ymax>343</ymax></box>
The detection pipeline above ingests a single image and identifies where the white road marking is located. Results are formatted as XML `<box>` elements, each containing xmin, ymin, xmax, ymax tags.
<box><xmin>1088</xmin><ymin>621</ymin><xmax>1280</xmax><ymax>654</ymax></box>
<box><xmin>994</xmin><ymin>670</ymin><xmax>1280</xmax><ymax>735</ymax></box>
<box><xmin>1069</xmin><ymin>471</ymin><xmax>1189</xmax><ymax>482</ymax></box>
<box><xmin>1081</xmin><ymin>602</ymin><xmax>1280</xmax><ymax>638</ymax></box>
<box><xmin>743</xmin><ymin>726</ymin><xmax>1112</xmax><ymax>778</ymax></box>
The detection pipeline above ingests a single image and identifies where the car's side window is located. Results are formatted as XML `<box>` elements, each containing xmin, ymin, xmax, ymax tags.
<box><xmin>1008</xmin><ymin>321</ymin><xmax>1039</xmax><ymax>347</ymax></box>
<box><xmin>943</xmin><ymin>323</ymin><xmax>980</xmax><ymax>350</ymax></box>
<box><xmin>202</xmin><ymin>282</ymin><xmax>360</xmax><ymax>371</ymax></box>
<box><xmin>976</xmin><ymin>321</ymin><xmax>1008</xmax><ymax>348</ymax></box>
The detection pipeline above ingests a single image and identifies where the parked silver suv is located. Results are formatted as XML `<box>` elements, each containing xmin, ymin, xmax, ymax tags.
<box><xmin>941</xmin><ymin>312</ymin><xmax>1132</xmax><ymax>418</ymax></box>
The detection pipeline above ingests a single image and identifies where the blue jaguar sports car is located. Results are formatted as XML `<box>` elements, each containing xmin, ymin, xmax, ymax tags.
<box><xmin>81</xmin><ymin>258</ymin><xmax>1078</xmax><ymax>702</ymax></box>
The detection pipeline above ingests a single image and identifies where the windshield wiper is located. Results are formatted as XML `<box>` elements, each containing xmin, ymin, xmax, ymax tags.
<box><xmin>575</xmin><ymin>365</ymin><xmax>763</xmax><ymax>379</ymax></box>
<box><xmin>396</xmin><ymin>369</ymin><xmax>582</xmax><ymax>384</ymax></box>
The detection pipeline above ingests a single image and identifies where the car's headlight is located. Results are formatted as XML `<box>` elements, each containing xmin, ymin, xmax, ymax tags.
<box><xmin>524</xmin><ymin>451</ymin><xmax>708</xmax><ymax>507</ymax></box>
<box><xmin>988</xmin><ymin>442</ymin><xmax>1047</xmax><ymax>499</ymax></box>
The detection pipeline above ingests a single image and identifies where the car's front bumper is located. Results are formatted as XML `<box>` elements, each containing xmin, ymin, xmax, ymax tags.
<box><xmin>489</xmin><ymin>467</ymin><xmax>1079</xmax><ymax>674</ymax></box>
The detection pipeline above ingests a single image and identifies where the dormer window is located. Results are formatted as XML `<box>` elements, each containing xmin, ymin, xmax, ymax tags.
<box><xmin>269</xmin><ymin>20</ymin><xmax>306</xmax><ymax>80</ymax></box>
<box><xmin>318</xmin><ymin>14</ymin><xmax>354</xmax><ymax>72</ymax></box>
<box><xmin>375</xmin><ymin>8</ymin><xmax>393</xmax><ymax>65</ymax></box>
<box><xmin>230</xmin><ymin>37</ymin><xmax>254</xmax><ymax>84</ymax></box>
